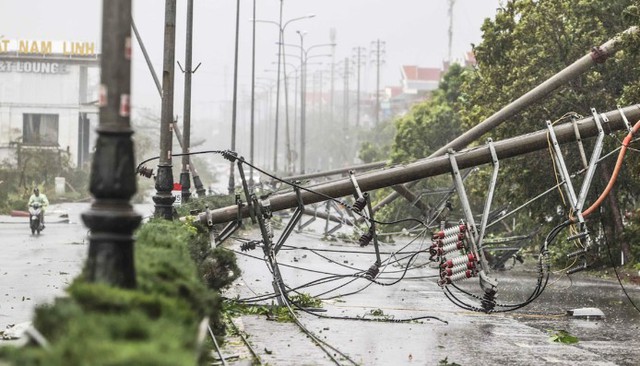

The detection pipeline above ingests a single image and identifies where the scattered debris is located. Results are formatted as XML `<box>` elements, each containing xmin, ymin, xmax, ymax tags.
<box><xmin>567</xmin><ymin>307</ymin><xmax>605</xmax><ymax>319</ymax></box>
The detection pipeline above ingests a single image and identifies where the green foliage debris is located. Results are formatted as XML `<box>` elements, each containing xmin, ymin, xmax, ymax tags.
<box><xmin>224</xmin><ymin>301</ymin><xmax>295</xmax><ymax>323</ymax></box>
<box><xmin>289</xmin><ymin>293</ymin><xmax>323</xmax><ymax>308</ymax></box>
<box><xmin>548</xmin><ymin>329</ymin><xmax>579</xmax><ymax>344</ymax></box>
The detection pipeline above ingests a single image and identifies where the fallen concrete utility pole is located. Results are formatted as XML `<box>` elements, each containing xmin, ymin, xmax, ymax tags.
<box><xmin>371</xmin><ymin>26</ymin><xmax>638</xmax><ymax>213</ymax></box>
<box><xmin>203</xmin><ymin>104</ymin><xmax>640</xmax><ymax>225</ymax></box>
<box><xmin>276</xmin><ymin>161</ymin><xmax>387</xmax><ymax>183</ymax></box>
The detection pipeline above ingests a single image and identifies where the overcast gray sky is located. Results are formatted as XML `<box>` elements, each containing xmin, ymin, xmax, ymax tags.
<box><xmin>0</xmin><ymin>0</ymin><xmax>501</xmax><ymax>146</ymax></box>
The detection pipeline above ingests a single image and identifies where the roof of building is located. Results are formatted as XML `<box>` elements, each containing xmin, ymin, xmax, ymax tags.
<box><xmin>401</xmin><ymin>65</ymin><xmax>442</xmax><ymax>82</ymax></box>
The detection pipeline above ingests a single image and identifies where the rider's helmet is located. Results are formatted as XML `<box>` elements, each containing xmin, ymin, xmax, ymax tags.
<box><xmin>33</xmin><ymin>187</ymin><xmax>39</xmax><ymax>195</ymax></box>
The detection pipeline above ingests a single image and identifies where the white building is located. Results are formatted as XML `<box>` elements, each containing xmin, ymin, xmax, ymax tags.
<box><xmin>0</xmin><ymin>39</ymin><xmax>100</xmax><ymax>167</ymax></box>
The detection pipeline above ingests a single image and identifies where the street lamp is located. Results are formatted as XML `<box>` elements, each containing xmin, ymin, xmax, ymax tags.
<box><xmin>274</xmin><ymin>61</ymin><xmax>300</xmax><ymax>165</ymax></box>
<box><xmin>296</xmin><ymin>31</ymin><xmax>306</xmax><ymax>173</ymax></box>
<box><xmin>290</xmin><ymin>33</ymin><xmax>336</xmax><ymax>173</ymax></box>
<box><xmin>255</xmin><ymin>81</ymin><xmax>276</xmax><ymax>168</ymax></box>
<box><xmin>253</xmin><ymin>12</ymin><xmax>315</xmax><ymax>173</ymax></box>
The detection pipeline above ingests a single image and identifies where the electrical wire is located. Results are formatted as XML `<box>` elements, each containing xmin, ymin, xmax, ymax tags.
<box><xmin>268</xmin><ymin>256</ymin><xmax>359</xmax><ymax>366</ymax></box>
<box><xmin>157</xmin><ymin>120</ymin><xmax>638</xmax><ymax>316</ymax></box>
<box><xmin>601</xmin><ymin>211</ymin><xmax>640</xmax><ymax>315</ymax></box>
<box><xmin>272</xmin><ymin>256</ymin><xmax>449</xmax><ymax>325</ymax></box>
<box><xmin>575</xmin><ymin>119</ymin><xmax>640</xmax><ymax>221</ymax></box>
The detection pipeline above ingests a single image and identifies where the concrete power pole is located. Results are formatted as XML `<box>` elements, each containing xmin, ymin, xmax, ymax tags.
<box><xmin>250</xmin><ymin>0</ymin><xmax>256</xmax><ymax>184</ymax></box>
<box><xmin>153</xmin><ymin>0</ymin><xmax>177</xmax><ymax>219</ymax></box>
<box><xmin>180</xmin><ymin>0</ymin><xmax>194</xmax><ymax>203</ymax></box>
<box><xmin>131</xmin><ymin>16</ymin><xmax>206</xmax><ymax>198</ymax></box>
<box><xmin>353</xmin><ymin>47</ymin><xmax>366</xmax><ymax>127</ymax></box>
<box><xmin>82</xmin><ymin>0</ymin><xmax>141</xmax><ymax>287</ymax></box>
<box><xmin>371</xmin><ymin>39</ymin><xmax>385</xmax><ymax>126</ymax></box>
<box><xmin>329</xmin><ymin>28</ymin><xmax>336</xmax><ymax>128</ymax></box>
<box><xmin>447</xmin><ymin>0</ymin><xmax>456</xmax><ymax>62</ymax></box>
<box><xmin>201</xmin><ymin>104</ymin><xmax>640</xmax><ymax>225</ymax></box>
<box><xmin>342</xmin><ymin>57</ymin><xmax>349</xmax><ymax>130</ymax></box>
<box><xmin>228</xmin><ymin>0</ymin><xmax>241</xmax><ymax>194</ymax></box>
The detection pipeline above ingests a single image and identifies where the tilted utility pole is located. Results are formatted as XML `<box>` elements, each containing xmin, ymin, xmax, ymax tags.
<box><xmin>82</xmin><ymin>0</ymin><xmax>140</xmax><ymax>287</ymax></box>
<box><xmin>153</xmin><ymin>0</ymin><xmax>177</xmax><ymax>219</ymax></box>
<box><xmin>371</xmin><ymin>26</ymin><xmax>639</xmax><ymax>213</ymax></box>
<box><xmin>131</xmin><ymin>20</ymin><xmax>162</xmax><ymax>98</ymax></box>
<box><xmin>180</xmin><ymin>0</ymin><xmax>194</xmax><ymax>203</ymax></box>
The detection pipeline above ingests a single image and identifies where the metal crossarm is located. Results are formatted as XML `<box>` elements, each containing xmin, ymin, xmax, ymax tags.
<box><xmin>477</xmin><ymin>139</ymin><xmax>500</xmax><ymax>253</ymax></box>
<box><xmin>274</xmin><ymin>186</ymin><xmax>305</xmax><ymax>255</ymax></box>
<box><xmin>252</xmin><ymin>195</ymin><xmax>274</xmax><ymax>254</ymax></box>
<box><xmin>618</xmin><ymin>105</ymin><xmax>634</xmax><ymax>133</ymax></box>
<box><xmin>236</xmin><ymin>157</ymin><xmax>256</xmax><ymax>224</ymax></box>
<box><xmin>575</xmin><ymin>108</ymin><xmax>605</xmax><ymax>216</ymax></box>
<box><xmin>546</xmin><ymin>119</ymin><xmax>580</xmax><ymax>209</ymax></box>
<box><xmin>447</xmin><ymin>149</ymin><xmax>498</xmax><ymax>301</ymax></box>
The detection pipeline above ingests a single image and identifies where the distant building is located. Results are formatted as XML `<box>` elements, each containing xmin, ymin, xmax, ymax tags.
<box><xmin>0</xmin><ymin>39</ymin><xmax>100</xmax><ymax>168</ymax></box>
<box><xmin>464</xmin><ymin>51</ymin><xmax>477</xmax><ymax>68</ymax></box>
<box><xmin>377</xmin><ymin>65</ymin><xmax>443</xmax><ymax>118</ymax></box>
<box><xmin>400</xmin><ymin>65</ymin><xmax>442</xmax><ymax>96</ymax></box>
<box><xmin>379</xmin><ymin>54</ymin><xmax>477</xmax><ymax>120</ymax></box>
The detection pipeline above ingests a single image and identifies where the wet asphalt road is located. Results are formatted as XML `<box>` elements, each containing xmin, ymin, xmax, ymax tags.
<box><xmin>2</xmin><ymin>203</ymin><xmax>639</xmax><ymax>365</ymax></box>
<box><xmin>222</xmin><ymin>222</ymin><xmax>640</xmax><ymax>366</ymax></box>
<box><xmin>0</xmin><ymin>202</ymin><xmax>154</xmax><ymax>334</ymax></box>
<box><xmin>0</xmin><ymin>203</ymin><xmax>88</xmax><ymax>332</ymax></box>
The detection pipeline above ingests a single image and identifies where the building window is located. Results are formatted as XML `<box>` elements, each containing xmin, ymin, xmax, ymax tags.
<box><xmin>23</xmin><ymin>113</ymin><xmax>59</xmax><ymax>146</ymax></box>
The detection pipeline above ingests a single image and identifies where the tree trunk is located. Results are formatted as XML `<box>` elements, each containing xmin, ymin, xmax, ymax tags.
<box><xmin>598</xmin><ymin>162</ymin><xmax>631</xmax><ymax>264</ymax></box>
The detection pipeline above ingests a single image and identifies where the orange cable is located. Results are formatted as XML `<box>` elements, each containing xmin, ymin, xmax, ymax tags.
<box><xmin>573</xmin><ymin>120</ymin><xmax>640</xmax><ymax>222</ymax></box>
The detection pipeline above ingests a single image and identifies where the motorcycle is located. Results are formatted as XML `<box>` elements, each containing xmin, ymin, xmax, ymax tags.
<box><xmin>29</xmin><ymin>202</ymin><xmax>44</xmax><ymax>235</ymax></box>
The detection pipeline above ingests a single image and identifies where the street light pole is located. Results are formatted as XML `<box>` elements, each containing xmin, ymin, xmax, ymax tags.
<box><xmin>296</xmin><ymin>30</ymin><xmax>306</xmax><ymax>173</ymax></box>
<box><xmin>254</xmin><ymin>12</ymin><xmax>315</xmax><ymax>173</ymax></box>
<box><xmin>287</xmin><ymin>36</ymin><xmax>336</xmax><ymax>173</ymax></box>
<box><xmin>82</xmin><ymin>0</ymin><xmax>140</xmax><ymax>287</ymax></box>
<box><xmin>273</xmin><ymin>0</ymin><xmax>284</xmax><ymax>173</ymax></box>
<box><xmin>276</xmin><ymin>62</ymin><xmax>300</xmax><ymax>171</ymax></box>
<box><xmin>153</xmin><ymin>0</ymin><xmax>177</xmax><ymax>219</ymax></box>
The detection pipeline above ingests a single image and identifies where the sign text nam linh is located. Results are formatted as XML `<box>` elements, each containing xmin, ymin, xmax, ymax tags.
<box><xmin>0</xmin><ymin>40</ymin><xmax>96</xmax><ymax>56</ymax></box>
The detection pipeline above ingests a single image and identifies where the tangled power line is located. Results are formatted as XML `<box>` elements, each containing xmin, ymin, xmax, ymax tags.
<box><xmin>136</xmin><ymin>110</ymin><xmax>640</xmax><ymax>365</ymax></box>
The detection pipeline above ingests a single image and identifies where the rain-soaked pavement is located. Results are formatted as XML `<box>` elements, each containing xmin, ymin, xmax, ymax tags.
<box><xmin>2</xmin><ymin>203</ymin><xmax>639</xmax><ymax>365</ymax></box>
<box><xmin>221</xmin><ymin>219</ymin><xmax>640</xmax><ymax>366</ymax></box>
<box><xmin>0</xmin><ymin>202</ymin><xmax>154</xmax><ymax>343</ymax></box>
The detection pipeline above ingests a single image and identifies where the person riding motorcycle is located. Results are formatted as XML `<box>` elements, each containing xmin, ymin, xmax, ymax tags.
<box><xmin>28</xmin><ymin>187</ymin><xmax>49</xmax><ymax>228</ymax></box>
